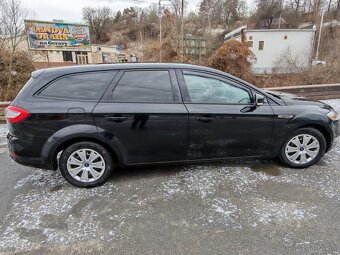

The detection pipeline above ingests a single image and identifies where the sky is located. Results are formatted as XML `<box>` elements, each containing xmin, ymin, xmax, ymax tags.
<box><xmin>22</xmin><ymin>0</ymin><xmax>202</xmax><ymax>23</ymax></box>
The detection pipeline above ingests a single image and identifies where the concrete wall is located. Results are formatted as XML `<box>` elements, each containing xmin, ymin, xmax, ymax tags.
<box><xmin>90</xmin><ymin>45</ymin><xmax>120</xmax><ymax>64</ymax></box>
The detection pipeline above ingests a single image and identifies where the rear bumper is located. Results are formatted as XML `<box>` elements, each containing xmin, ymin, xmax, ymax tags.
<box><xmin>7</xmin><ymin>133</ymin><xmax>55</xmax><ymax>170</ymax></box>
<box><xmin>9</xmin><ymin>153</ymin><xmax>47</xmax><ymax>169</ymax></box>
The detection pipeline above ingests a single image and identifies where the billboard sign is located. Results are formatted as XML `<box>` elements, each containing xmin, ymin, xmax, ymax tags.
<box><xmin>25</xmin><ymin>20</ymin><xmax>91</xmax><ymax>51</ymax></box>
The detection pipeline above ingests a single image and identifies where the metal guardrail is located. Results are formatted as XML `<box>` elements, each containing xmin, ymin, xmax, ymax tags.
<box><xmin>267</xmin><ymin>83</ymin><xmax>340</xmax><ymax>100</ymax></box>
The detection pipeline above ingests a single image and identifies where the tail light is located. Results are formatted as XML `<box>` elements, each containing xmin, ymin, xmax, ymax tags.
<box><xmin>5</xmin><ymin>106</ymin><xmax>30</xmax><ymax>123</ymax></box>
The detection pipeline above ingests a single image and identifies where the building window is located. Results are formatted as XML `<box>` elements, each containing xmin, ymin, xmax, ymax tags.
<box><xmin>249</xmin><ymin>36</ymin><xmax>253</xmax><ymax>40</ymax></box>
<box><xmin>284</xmin><ymin>35</ymin><xmax>288</xmax><ymax>40</ymax></box>
<box><xmin>247</xmin><ymin>41</ymin><xmax>253</xmax><ymax>47</ymax></box>
<box><xmin>259</xmin><ymin>41</ymin><xmax>264</xmax><ymax>50</ymax></box>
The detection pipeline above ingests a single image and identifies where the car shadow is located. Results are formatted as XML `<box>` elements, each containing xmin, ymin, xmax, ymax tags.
<box><xmin>110</xmin><ymin>158</ymin><xmax>283</xmax><ymax>183</ymax></box>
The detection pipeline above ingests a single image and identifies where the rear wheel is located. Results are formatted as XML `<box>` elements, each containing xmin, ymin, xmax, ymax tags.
<box><xmin>279</xmin><ymin>128</ymin><xmax>326</xmax><ymax>168</ymax></box>
<box><xmin>59</xmin><ymin>142</ymin><xmax>114</xmax><ymax>188</ymax></box>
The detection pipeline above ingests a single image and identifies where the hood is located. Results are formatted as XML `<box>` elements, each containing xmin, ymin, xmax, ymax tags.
<box><xmin>264</xmin><ymin>89</ymin><xmax>333</xmax><ymax>110</ymax></box>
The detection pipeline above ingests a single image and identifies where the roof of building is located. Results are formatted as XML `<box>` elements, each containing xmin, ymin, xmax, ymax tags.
<box><xmin>247</xmin><ymin>28</ymin><xmax>316</xmax><ymax>32</ymax></box>
<box><xmin>224</xmin><ymin>25</ymin><xmax>316</xmax><ymax>41</ymax></box>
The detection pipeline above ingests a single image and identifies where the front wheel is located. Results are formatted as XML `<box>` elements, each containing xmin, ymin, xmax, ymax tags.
<box><xmin>59</xmin><ymin>142</ymin><xmax>114</xmax><ymax>188</ymax></box>
<box><xmin>279</xmin><ymin>128</ymin><xmax>326</xmax><ymax>168</ymax></box>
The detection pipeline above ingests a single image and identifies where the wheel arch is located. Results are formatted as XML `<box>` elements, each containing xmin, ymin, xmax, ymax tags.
<box><xmin>48</xmin><ymin>136</ymin><xmax>124</xmax><ymax>170</ymax></box>
<box><xmin>297</xmin><ymin>124</ymin><xmax>332</xmax><ymax>152</ymax></box>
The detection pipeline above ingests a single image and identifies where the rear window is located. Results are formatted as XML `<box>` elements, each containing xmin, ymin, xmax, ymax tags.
<box><xmin>39</xmin><ymin>72</ymin><xmax>114</xmax><ymax>100</ymax></box>
<box><xmin>112</xmin><ymin>70</ymin><xmax>174</xmax><ymax>102</ymax></box>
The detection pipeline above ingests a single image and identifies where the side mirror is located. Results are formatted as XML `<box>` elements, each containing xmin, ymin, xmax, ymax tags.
<box><xmin>254</xmin><ymin>94</ymin><xmax>265</xmax><ymax>107</ymax></box>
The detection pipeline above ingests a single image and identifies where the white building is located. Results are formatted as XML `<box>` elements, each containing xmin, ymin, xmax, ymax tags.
<box><xmin>224</xmin><ymin>27</ymin><xmax>316</xmax><ymax>74</ymax></box>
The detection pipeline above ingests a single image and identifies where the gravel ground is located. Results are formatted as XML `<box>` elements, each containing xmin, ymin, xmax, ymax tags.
<box><xmin>0</xmin><ymin>100</ymin><xmax>339</xmax><ymax>255</ymax></box>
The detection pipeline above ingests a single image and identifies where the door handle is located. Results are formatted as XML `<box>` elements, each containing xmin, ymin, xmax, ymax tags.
<box><xmin>195</xmin><ymin>116</ymin><xmax>215</xmax><ymax>123</ymax></box>
<box><xmin>105</xmin><ymin>116</ymin><xmax>128</xmax><ymax>123</ymax></box>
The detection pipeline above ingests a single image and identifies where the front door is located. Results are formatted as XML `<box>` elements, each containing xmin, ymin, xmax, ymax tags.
<box><xmin>92</xmin><ymin>69</ymin><xmax>188</xmax><ymax>165</ymax></box>
<box><xmin>177</xmin><ymin>70</ymin><xmax>275</xmax><ymax>159</ymax></box>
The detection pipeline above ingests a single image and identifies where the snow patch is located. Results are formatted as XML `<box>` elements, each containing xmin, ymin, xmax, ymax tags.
<box><xmin>0</xmin><ymin>170</ymin><xmax>149</xmax><ymax>252</ymax></box>
<box><xmin>322</xmin><ymin>99</ymin><xmax>340</xmax><ymax>112</ymax></box>
<box><xmin>0</xmin><ymin>124</ymin><xmax>8</xmax><ymax>146</ymax></box>
<box><xmin>252</xmin><ymin>198</ymin><xmax>317</xmax><ymax>224</ymax></box>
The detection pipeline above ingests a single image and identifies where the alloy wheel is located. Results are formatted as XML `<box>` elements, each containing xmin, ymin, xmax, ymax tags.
<box><xmin>285</xmin><ymin>134</ymin><xmax>320</xmax><ymax>165</ymax></box>
<box><xmin>66</xmin><ymin>149</ymin><xmax>106</xmax><ymax>182</ymax></box>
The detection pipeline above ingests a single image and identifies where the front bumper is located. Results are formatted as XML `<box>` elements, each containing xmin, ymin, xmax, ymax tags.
<box><xmin>329</xmin><ymin>120</ymin><xmax>340</xmax><ymax>150</ymax></box>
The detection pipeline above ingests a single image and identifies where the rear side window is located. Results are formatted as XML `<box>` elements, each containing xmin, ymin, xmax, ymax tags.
<box><xmin>112</xmin><ymin>70</ymin><xmax>174</xmax><ymax>102</ymax></box>
<box><xmin>39</xmin><ymin>72</ymin><xmax>114</xmax><ymax>100</ymax></box>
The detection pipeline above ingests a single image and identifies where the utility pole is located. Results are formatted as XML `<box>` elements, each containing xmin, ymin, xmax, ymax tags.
<box><xmin>159</xmin><ymin>0</ymin><xmax>162</xmax><ymax>63</ymax></box>
<box><xmin>140</xmin><ymin>31</ymin><xmax>144</xmax><ymax>62</ymax></box>
<box><xmin>181</xmin><ymin>0</ymin><xmax>184</xmax><ymax>61</ymax></box>
<box><xmin>315</xmin><ymin>10</ymin><xmax>324</xmax><ymax>61</ymax></box>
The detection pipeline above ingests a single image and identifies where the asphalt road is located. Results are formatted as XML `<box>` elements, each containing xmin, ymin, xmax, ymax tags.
<box><xmin>0</xmin><ymin>100</ymin><xmax>339</xmax><ymax>255</ymax></box>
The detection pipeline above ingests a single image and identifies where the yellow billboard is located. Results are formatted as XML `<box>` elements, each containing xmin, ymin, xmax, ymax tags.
<box><xmin>25</xmin><ymin>20</ymin><xmax>91</xmax><ymax>51</ymax></box>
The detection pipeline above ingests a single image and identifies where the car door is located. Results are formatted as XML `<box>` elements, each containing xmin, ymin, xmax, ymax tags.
<box><xmin>92</xmin><ymin>69</ymin><xmax>189</xmax><ymax>165</ymax></box>
<box><xmin>176</xmin><ymin>70</ymin><xmax>275</xmax><ymax>159</ymax></box>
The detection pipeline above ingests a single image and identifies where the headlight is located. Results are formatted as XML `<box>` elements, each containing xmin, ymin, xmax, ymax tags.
<box><xmin>327</xmin><ymin>110</ymin><xmax>340</xmax><ymax>121</ymax></box>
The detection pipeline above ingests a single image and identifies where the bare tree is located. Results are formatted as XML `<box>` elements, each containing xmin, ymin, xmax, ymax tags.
<box><xmin>255</xmin><ymin>0</ymin><xmax>284</xmax><ymax>28</ymax></box>
<box><xmin>283</xmin><ymin>0</ymin><xmax>306</xmax><ymax>26</ymax></box>
<box><xmin>82</xmin><ymin>7</ymin><xmax>112</xmax><ymax>43</ymax></box>
<box><xmin>0</xmin><ymin>0</ymin><xmax>28</xmax><ymax>100</ymax></box>
<box><xmin>289</xmin><ymin>0</ymin><xmax>305</xmax><ymax>13</ymax></box>
<box><xmin>199</xmin><ymin>0</ymin><xmax>218</xmax><ymax>38</ymax></box>
<box><xmin>170</xmin><ymin>0</ymin><xmax>182</xmax><ymax>16</ymax></box>
<box><xmin>311</xmin><ymin>0</ymin><xmax>323</xmax><ymax>19</ymax></box>
<box><xmin>221</xmin><ymin>0</ymin><xmax>245</xmax><ymax>25</ymax></box>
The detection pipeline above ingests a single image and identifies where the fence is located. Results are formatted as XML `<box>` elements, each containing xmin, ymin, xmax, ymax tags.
<box><xmin>267</xmin><ymin>83</ymin><xmax>340</xmax><ymax>100</ymax></box>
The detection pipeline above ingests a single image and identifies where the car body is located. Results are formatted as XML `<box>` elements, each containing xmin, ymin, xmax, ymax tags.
<box><xmin>6</xmin><ymin>63</ymin><xmax>340</xmax><ymax>187</ymax></box>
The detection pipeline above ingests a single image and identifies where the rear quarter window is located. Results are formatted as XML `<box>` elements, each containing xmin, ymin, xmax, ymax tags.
<box><xmin>38</xmin><ymin>71</ymin><xmax>114</xmax><ymax>100</ymax></box>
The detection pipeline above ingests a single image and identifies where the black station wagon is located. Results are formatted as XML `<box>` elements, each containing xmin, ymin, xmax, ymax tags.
<box><xmin>5</xmin><ymin>63</ymin><xmax>340</xmax><ymax>187</ymax></box>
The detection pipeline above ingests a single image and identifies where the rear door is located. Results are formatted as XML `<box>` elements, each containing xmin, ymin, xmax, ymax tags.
<box><xmin>177</xmin><ymin>70</ymin><xmax>275</xmax><ymax>159</ymax></box>
<box><xmin>92</xmin><ymin>69</ymin><xmax>189</xmax><ymax>165</ymax></box>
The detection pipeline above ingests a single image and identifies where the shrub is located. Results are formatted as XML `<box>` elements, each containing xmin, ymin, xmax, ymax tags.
<box><xmin>208</xmin><ymin>39</ymin><xmax>256</xmax><ymax>82</ymax></box>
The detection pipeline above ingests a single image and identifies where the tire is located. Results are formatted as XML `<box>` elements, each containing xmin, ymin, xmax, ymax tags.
<box><xmin>279</xmin><ymin>128</ymin><xmax>326</xmax><ymax>168</ymax></box>
<box><xmin>59</xmin><ymin>142</ymin><xmax>114</xmax><ymax>188</ymax></box>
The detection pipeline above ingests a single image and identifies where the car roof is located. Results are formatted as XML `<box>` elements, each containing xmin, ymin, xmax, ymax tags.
<box><xmin>34</xmin><ymin>62</ymin><xmax>264</xmax><ymax>94</ymax></box>
<box><xmin>38</xmin><ymin>63</ymin><xmax>226</xmax><ymax>76</ymax></box>
<box><xmin>29</xmin><ymin>63</ymin><xmax>284</xmax><ymax>105</ymax></box>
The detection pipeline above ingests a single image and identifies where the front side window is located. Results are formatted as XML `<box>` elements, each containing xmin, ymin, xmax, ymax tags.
<box><xmin>112</xmin><ymin>70</ymin><xmax>174</xmax><ymax>102</ymax></box>
<box><xmin>39</xmin><ymin>72</ymin><xmax>113</xmax><ymax>100</ymax></box>
<box><xmin>183</xmin><ymin>72</ymin><xmax>252</xmax><ymax>104</ymax></box>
